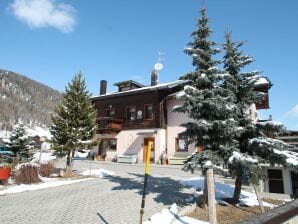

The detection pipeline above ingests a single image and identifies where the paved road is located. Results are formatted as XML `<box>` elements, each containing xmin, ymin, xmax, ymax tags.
<box><xmin>0</xmin><ymin>161</ymin><xmax>198</xmax><ymax>224</ymax></box>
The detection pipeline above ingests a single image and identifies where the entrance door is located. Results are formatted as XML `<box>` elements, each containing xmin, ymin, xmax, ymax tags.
<box><xmin>143</xmin><ymin>138</ymin><xmax>155</xmax><ymax>163</ymax></box>
<box><xmin>268</xmin><ymin>169</ymin><xmax>284</xmax><ymax>194</ymax></box>
<box><xmin>291</xmin><ymin>171</ymin><xmax>298</xmax><ymax>198</ymax></box>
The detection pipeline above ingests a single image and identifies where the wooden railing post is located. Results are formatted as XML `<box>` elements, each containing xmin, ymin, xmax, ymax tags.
<box><xmin>207</xmin><ymin>169</ymin><xmax>217</xmax><ymax>224</ymax></box>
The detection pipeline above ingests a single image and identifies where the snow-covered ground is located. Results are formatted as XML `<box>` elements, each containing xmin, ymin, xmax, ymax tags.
<box><xmin>181</xmin><ymin>177</ymin><xmax>274</xmax><ymax>207</ymax></box>
<box><xmin>0</xmin><ymin>168</ymin><xmax>115</xmax><ymax>196</ymax></box>
<box><xmin>0</xmin><ymin>125</ymin><xmax>51</xmax><ymax>140</ymax></box>
<box><xmin>0</xmin><ymin>177</ymin><xmax>92</xmax><ymax>195</ymax></box>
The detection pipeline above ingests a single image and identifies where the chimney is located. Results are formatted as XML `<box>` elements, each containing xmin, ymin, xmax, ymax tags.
<box><xmin>151</xmin><ymin>70</ymin><xmax>158</xmax><ymax>86</ymax></box>
<box><xmin>100</xmin><ymin>80</ymin><xmax>107</xmax><ymax>95</ymax></box>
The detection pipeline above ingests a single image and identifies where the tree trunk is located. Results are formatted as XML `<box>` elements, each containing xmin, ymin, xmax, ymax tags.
<box><xmin>202</xmin><ymin>175</ymin><xmax>208</xmax><ymax>208</ymax></box>
<box><xmin>233</xmin><ymin>170</ymin><xmax>243</xmax><ymax>202</ymax></box>
<box><xmin>66</xmin><ymin>151</ymin><xmax>74</xmax><ymax>174</ymax></box>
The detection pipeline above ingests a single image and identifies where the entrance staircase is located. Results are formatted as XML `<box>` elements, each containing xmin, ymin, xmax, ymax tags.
<box><xmin>168</xmin><ymin>152</ymin><xmax>190</xmax><ymax>165</ymax></box>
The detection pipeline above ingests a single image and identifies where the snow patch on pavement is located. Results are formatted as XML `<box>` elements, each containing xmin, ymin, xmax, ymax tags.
<box><xmin>0</xmin><ymin>177</ymin><xmax>93</xmax><ymax>196</ymax></box>
<box><xmin>144</xmin><ymin>203</ymin><xmax>209</xmax><ymax>224</ymax></box>
<box><xmin>80</xmin><ymin>169</ymin><xmax>115</xmax><ymax>177</ymax></box>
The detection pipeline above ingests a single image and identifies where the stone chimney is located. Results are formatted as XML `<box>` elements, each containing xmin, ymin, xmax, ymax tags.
<box><xmin>100</xmin><ymin>80</ymin><xmax>107</xmax><ymax>95</ymax></box>
<box><xmin>151</xmin><ymin>70</ymin><xmax>158</xmax><ymax>86</ymax></box>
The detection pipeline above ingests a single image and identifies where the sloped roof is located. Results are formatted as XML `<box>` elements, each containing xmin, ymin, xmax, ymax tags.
<box><xmin>91</xmin><ymin>80</ymin><xmax>186</xmax><ymax>100</ymax></box>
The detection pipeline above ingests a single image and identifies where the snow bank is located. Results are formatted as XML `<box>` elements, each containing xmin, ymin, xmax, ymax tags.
<box><xmin>144</xmin><ymin>203</ymin><xmax>208</xmax><ymax>224</ymax></box>
<box><xmin>80</xmin><ymin>169</ymin><xmax>115</xmax><ymax>178</ymax></box>
<box><xmin>0</xmin><ymin>178</ymin><xmax>92</xmax><ymax>195</ymax></box>
<box><xmin>181</xmin><ymin>177</ymin><xmax>274</xmax><ymax>208</ymax></box>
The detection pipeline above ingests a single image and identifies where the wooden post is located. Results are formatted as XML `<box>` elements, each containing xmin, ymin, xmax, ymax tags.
<box><xmin>253</xmin><ymin>184</ymin><xmax>265</xmax><ymax>213</ymax></box>
<box><xmin>207</xmin><ymin>169</ymin><xmax>217</xmax><ymax>224</ymax></box>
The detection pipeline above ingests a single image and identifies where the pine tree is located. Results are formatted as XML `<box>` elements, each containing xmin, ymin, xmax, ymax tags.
<box><xmin>50</xmin><ymin>72</ymin><xmax>97</xmax><ymax>173</ymax></box>
<box><xmin>222</xmin><ymin>32</ymin><xmax>298</xmax><ymax>202</ymax></box>
<box><xmin>175</xmin><ymin>8</ymin><xmax>239</xmax><ymax>204</ymax></box>
<box><xmin>9</xmin><ymin>124</ymin><xmax>32</xmax><ymax>162</ymax></box>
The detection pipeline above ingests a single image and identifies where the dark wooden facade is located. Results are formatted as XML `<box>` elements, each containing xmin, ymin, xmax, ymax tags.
<box><xmin>254</xmin><ymin>81</ymin><xmax>271</xmax><ymax>110</ymax></box>
<box><xmin>92</xmin><ymin>84</ymin><xmax>183</xmax><ymax>133</ymax></box>
<box><xmin>92</xmin><ymin>77</ymin><xmax>271</xmax><ymax>133</ymax></box>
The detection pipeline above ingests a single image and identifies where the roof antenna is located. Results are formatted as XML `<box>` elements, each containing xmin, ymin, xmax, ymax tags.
<box><xmin>151</xmin><ymin>51</ymin><xmax>164</xmax><ymax>86</ymax></box>
<box><xmin>154</xmin><ymin>51</ymin><xmax>164</xmax><ymax>71</ymax></box>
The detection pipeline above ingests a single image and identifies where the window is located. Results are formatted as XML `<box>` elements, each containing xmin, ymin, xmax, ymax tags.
<box><xmin>268</xmin><ymin>169</ymin><xmax>284</xmax><ymax>194</ymax></box>
<box><xmin>176</xmin><ymin>137</ymin><xmax>188</xmax><ymax>152</ymax></box>
<box><xmin>106</xmin><ymin>108</ymin><xmax>115</xmax><ymax>118</ymax></box>
<box><xmin>101</xmin><ymin>139</ymin><xmax>117</xmax><ymax>152</ymax></box>
<box><xmin>144</xmin><ymin>105</ymin><xmax>153</xmax><ymax>120</ymax></box>
<box><xmin>127</xmin><ymin>107</ymin><xmax>136</xmax><ymax>121</ymax></box>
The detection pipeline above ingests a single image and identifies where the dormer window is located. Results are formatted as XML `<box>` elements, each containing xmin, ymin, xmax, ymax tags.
<box><xmin>114</xmin><ymin>80</ymin><xmax>145</xmax><ymax>92</ymax></box>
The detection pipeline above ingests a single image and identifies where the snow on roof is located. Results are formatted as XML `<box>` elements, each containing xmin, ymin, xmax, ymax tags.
<box><xmin>92</xmin><ymin>80</ymin><xmax>186</xmax><ymax>98</ymax></box>
<box><xmin>254</xmin><ymin>76</ymin><xmax>270</xmax><ymax>86</ymax></box>
<box><xmin>273</xmin><ymin>149</ymin><xmax>298</xmax><ymax>166</ymax></box>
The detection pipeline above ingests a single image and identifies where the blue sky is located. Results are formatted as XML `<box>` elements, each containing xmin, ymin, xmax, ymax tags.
<box><xmin>0</xmin><ymin>0</ymin><xmax>297</xmax><ymax>130</ymax></box>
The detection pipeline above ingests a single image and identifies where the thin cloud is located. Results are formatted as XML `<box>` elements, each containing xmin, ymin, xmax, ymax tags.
<box><xmin>9</xmin><ymin>0</ymin><xmax>76</xmax><ymax>33</ymax></box>
<box><xmin>285</xmin><ymin>104</ymin><xmax>298</xmax><ymax>117</ymax></box>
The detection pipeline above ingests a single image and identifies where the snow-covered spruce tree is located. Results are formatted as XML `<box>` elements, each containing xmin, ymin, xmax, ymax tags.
<box><xmin>50</xmin><ymin>72</ymin><xmax>97</xmax><ymax>173</ymax></box>
<box><xmin>222</xmin><ymin>32</ymin><xmax>298</xmax><ymax>202</ymax></box>
<box><xmin>174</xmin><ymin>8</ymin><xmax>239</xmax><ymax>204</ymax></box>
<box><xmin>9</xmin><ymin>124</ymin><xmax>33</xmax><ymax>162</ymax></box>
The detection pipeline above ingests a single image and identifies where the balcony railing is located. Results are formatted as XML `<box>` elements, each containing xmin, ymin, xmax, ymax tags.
<box><xmin>97</xmin><ymin>117</ymin><xmax>123</xmax><ymax>133</ymax></box>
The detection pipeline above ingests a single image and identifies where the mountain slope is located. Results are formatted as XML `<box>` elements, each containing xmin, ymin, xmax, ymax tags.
<box><xmin>0</xmin><ymin>69</ymin><xmax>62</xmax><ymax>129</ymax></box>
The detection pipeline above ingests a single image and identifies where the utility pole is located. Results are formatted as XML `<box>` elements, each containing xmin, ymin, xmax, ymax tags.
<box><xmin>139</xmin><ymin>140</ymin><xmax>153</xmax><ymax>224</ymax></box>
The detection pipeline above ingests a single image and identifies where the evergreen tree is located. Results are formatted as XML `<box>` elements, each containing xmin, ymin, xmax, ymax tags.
<box><xmin>50</xmin><ymin>72</ymin><xmax>97</xmax><ymax>173</ymax></box>
<box><xmin>222</xmin><ymin>32</ymin><xmax>298</xmax><ymax>201</ymax></box>
<box><xmin>175</xmin><ymin>8</ymin><xmax>239</xmax><ymax>204</ymax></box>
<box><xmin>9</xmin><ymin>124</ymin><xmax>32</xmax><ymax>162</ymax></box>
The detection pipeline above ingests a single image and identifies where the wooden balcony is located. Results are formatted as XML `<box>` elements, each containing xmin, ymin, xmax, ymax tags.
<box><xmin>97</xmin><ymin>117</ymin><xmax>123</xmax><ymax>133</ymax></box>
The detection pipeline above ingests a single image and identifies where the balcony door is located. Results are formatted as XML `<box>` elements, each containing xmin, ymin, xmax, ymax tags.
<box><xmin>143</xmin><ymin>138</ymin><xmax>155</xmax><ymax>163</ymax></box>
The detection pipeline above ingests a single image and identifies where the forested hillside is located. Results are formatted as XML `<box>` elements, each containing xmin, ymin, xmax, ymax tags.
<box><xmin>0</xmin><ymin>69</ymin><xmax>62</xmax><ymax>130</ymax></box>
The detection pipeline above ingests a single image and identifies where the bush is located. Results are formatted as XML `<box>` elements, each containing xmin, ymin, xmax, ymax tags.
<box><xmin>39</xmin><ymin>162</ymin><xmax>54</xmax><ymax>177</ymax></box>
<box><xmin>14</xmin><ymin>163</ymin><xmax>41</xmax><ymax>184</ymax></box>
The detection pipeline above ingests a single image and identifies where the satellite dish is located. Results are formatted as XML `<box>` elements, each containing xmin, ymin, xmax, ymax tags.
<box><xmin>154</xmin><ymin>63</ymin><xmax>163</xmax><ymax>71</ymax></box>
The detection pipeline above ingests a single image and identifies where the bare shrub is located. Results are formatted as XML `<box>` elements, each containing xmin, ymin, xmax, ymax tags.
<box><xmin>39</xmin><ymin>162</ymin><xmax>54</xmax><ymax>177</ymax></box>
<box><xmin>14</xmin><ymin>163</ymin><xmax>41</xmax><ymax>184</ymax></box>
